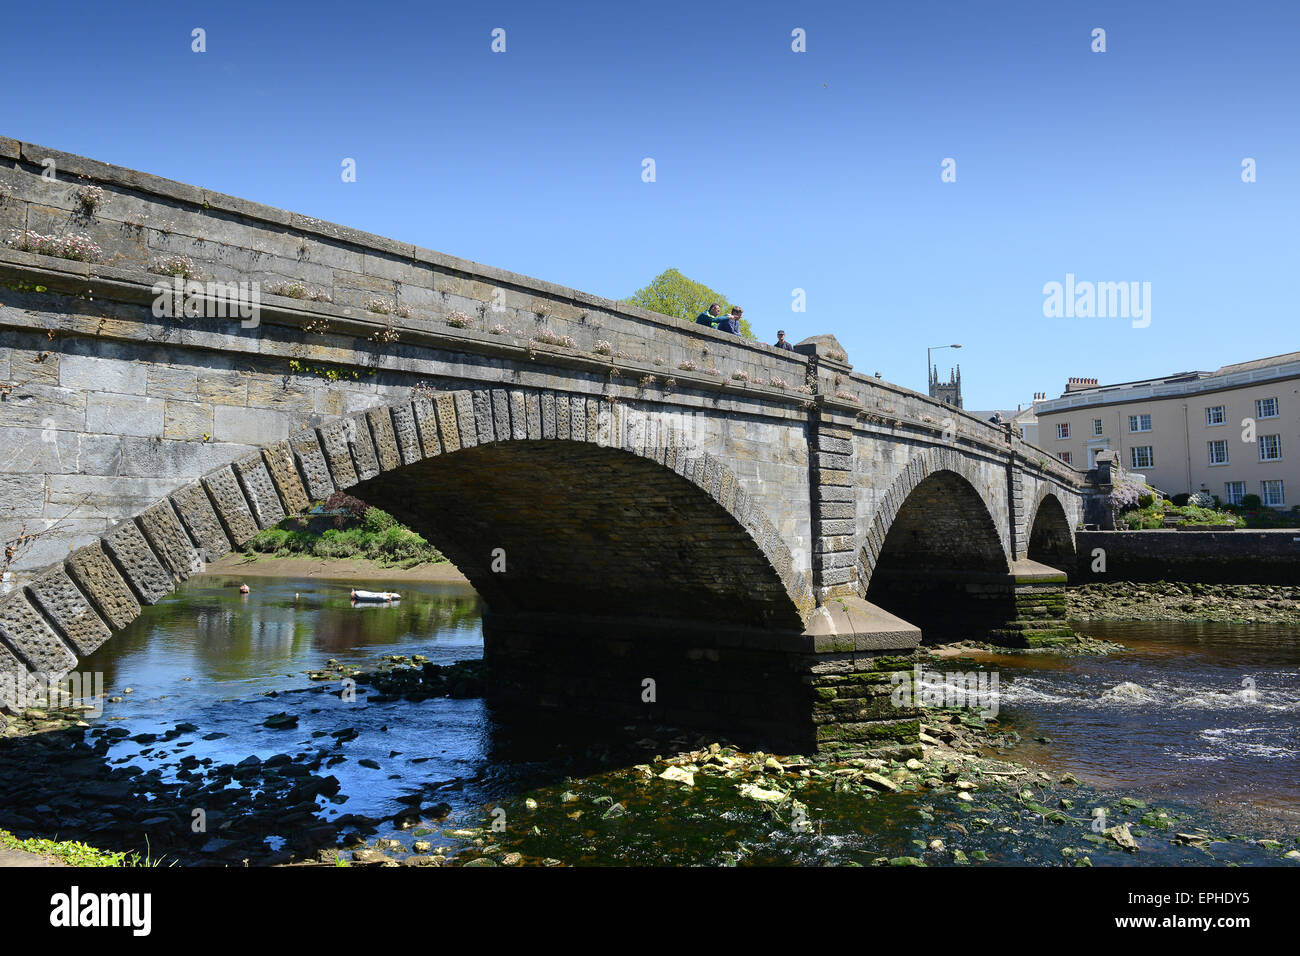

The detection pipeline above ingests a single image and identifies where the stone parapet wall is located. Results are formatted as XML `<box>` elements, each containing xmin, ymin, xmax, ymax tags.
<box><xmin>0</xmin><ymin>137</ymin><xmax>809</xmax><ymax>393</ymax></box>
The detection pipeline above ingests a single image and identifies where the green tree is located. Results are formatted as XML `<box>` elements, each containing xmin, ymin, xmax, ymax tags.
<box><xmin>623</xmin><ymin>267</ymin><xmax>756</xmax><ymax>340</ymax></box>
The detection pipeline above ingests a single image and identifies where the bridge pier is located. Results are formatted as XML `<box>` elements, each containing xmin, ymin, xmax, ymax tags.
<box><xmin>482</xmin><ymin>596</ymin><xmax>923</xmax><ymax>757</ymax></box>
<box><xmin>864</xmin><ymin>560</ymin><xmax>1073</xmax><ymax>648</ymax></box>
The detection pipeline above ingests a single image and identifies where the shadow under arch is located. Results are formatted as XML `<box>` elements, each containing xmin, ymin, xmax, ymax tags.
<box><xmin>856</xmin><ymin>457</ymin><xmax>1012</xmax><ymax>643</ymax></box>
<box><xmin>1026</xmin><ymin>489</ymin><xmax>1077</xmax><ymax>573</ymax></box>
<box><xmin>351</xmin><ymin>439</ymin><xmax>808</xmax><ymax>631</ymax></box>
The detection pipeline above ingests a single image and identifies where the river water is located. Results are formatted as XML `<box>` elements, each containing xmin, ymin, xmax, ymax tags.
<box><xmin>54</xmin><ymin>573</ymin><xmax>1300</xmax><ymax>866</ymax></box>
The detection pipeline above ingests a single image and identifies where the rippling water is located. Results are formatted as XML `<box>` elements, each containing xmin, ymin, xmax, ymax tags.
<box><xmin>964</xmin><ymin>621</ymin><xmax>1300</xmax><ymax>833</ymax></box>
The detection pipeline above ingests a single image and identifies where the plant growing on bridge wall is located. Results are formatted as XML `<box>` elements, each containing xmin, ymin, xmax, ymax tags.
<box><xmin>6</xmin><ymin>229</ymin><xmax>103</xmax><ymax>263</ymax></box>
<box><xmin>767</xmin><ymin>376</ymin><xmax>789</xmax><ymax>389</ymax></box>
<box><xmin>488</xmin><ymin>323</ymin><xmax>508</xmax><ymax>335</ymax></box>
<box><xmin>368</xmin><ymin>323</ymin><xmax>400</xmax><ymax>344</ymax></box>
<box><xmin>530</xmin><ymin>328</ymin><xmax>576</xmax><ymax>349</ymax></box>
<box><xmin>446</xmin><ymin>310</ymin><xmax>472</xmax><ymax>329</ymax></box>
<box><xmin>148</xmin><ymin>254</ymin><xmax>200</xmax><ymax>279</ymax></box>
<box><xmin>365</xmin><ymin>297</ymin><xmax>410</xmax><ymax>319</ymax></box>
<box><xmin>287</xmin><ymin>358</ymin><xmax>364</xmax><ymax>381</ymax></box>
<box><xmin>834</xmin><ymin>389</ymin><xmax>861</xmax><ymax>404</ymax></box>
<box><xmin>267</xmin><ymin>280</ymin><xmax>333</xmax><ymax>303</ymax></box>
<box><xmin>678</xmin><ymin>360</ymin><xmax>698</xmax><ymax>371</ymax></box>
<box><xmin>73</xmin><ymin>185</ymin><xmax>106</xmax><ymax>216</ymax></box>
<box><xmin>639</xmin><ymin>374</ymin><xmax>658</xmax><ymax>388</ymax></box>
<box><xmin>593</xmin><ymin>339</ymin><xmax>613</xmax><ymax>355</ymax></box>
<box><xmin>731</xmin><ymin>370</ymin><xmax>750</xmax><ymax>382</ymax></box>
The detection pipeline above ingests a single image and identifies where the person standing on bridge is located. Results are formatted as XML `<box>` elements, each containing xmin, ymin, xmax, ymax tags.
<box><xmin>774</xmin><ymin>330</ymin><xmax>795</xmax><ymax>351</ymax></box>
<box><xmin>696</xmin><ymin>303</ymin><xmax>723</xmax><ymax>328</ymax></box>
<box><xmin>717</xmin><ymin>306</ymin><xmax>742</xmax><ymax>335</ymax></box>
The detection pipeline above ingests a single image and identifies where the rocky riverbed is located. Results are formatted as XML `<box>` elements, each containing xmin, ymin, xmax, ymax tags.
<box><xmin>1068</xmin><ymin>582</ymin><xmax>1300</xmax><ymax>624</ymax></box>
<box><xmin>3</xmin><ymin>654</ymin><xmax>1298</xmax><ymax>867</ymax></box>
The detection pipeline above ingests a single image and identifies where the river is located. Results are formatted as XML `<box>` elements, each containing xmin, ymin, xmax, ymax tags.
<box><xmin>11</xmin><ymin>572</ymin><xmax>1297</xmax><ymax>866</ymax></box>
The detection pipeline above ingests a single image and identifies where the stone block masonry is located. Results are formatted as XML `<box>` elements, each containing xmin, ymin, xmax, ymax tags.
<box><xmin>1075</xmin><ymin>530</ymin><xmax>1300</xmax><ymax>585</ymax></box>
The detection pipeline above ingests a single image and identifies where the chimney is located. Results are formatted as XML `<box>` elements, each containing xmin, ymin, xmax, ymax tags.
<box><xmin>1064</xmin><ymin>377</ymin><xmax>1098</xmax><ymax>393</ymax></box>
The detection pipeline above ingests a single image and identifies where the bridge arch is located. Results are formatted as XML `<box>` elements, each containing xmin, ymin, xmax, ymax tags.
<box><xmin>1025</xmin><ymin>486</ymin><xmax>1077</xmax><ymax>572</ymax></box>
<box><xmin>856</xmin><ymin>446</ymin><xmax>1011</xmax><ymax>596</ymax></box>
<box><xmin>0</xmin><ymin>387</ymin><xmax>814</xmax><ymax>685</ymax></box>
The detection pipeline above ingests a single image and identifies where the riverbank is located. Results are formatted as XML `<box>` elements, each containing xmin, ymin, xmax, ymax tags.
<box><xmin>1068</xmin><ymin>581</ymin><xmax>1300</xmax><ymax>624</ymax></box>
<box><xmin>201</xmin><ymin>553</ymin><xmax>470</xmax><ymax>584</ymax></box>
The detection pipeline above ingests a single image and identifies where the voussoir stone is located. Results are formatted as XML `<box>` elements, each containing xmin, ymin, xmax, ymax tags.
<box><xmin>65</xmin><ymin>542</ymin><xmax>141</xmax><ymax>631</ymax></box>
<box><xmin>317</xmin><ymin>418</ymin><xmax>359</xmax><ymax>489</ymax></box>
<box><xmin>263</xmin><ymin>441</ymin><xmax>311</xmax><ymax>514</ymax></box>
<box><xmin>366</xmin><ymin>406</ymin><xmax>401</xmax><ymax>471</ymax></box>
<box><xmin>234</xmin><ymin>453</ymin><xmax>287</xmax><ymax>529</ymax></box>
<box><xmin>136</xmin><ymin>500</ymin><xmax>202</xmax><ymax>580</ymax></box>
<box><xmin>434</xmin><ymin>394</ymin><xmax>460</xmax><ymax>452</ymax></box>
<box><xmin>346</xmin><ymin>413</ymin><xmax>381</xmax><ymax>482</ymax></box>
<box><xmin>289</xmin><ymin>428</ymin><xmax>334</xmax><ymax>500</ymax></box>
<box><xmin>471</xmin><ymin>390</ymin><xmax>495</xmax><ymax>444</ymax></box>
<box><xmin>389</xmin><ymin>403</ymin><xmax>423</xmax><ymax>466</ymax></box>
<box><xmin>25</xmin><ymin>565</ymin><xmax>112</xmax><ymax>657</ymax></box>
<box><xmin>412</xmin><ymin>396</ymin><xmax>441</xmax><ymax>457</ymax></box>
<box><xmin>453</xmin><ymin>391</ymin><xmax>477</xmax><ymax>449</ymax></box>
<box><xmin>102</xmin><ymin>520</ymin><xmax>173</xmax><ymax>605</ymax></box>
<box><xmin>170</xmin><ymin>482</ymin><xmax>232</xmax><ymax>562</ymax></box>
<box><xmin>202</xmin><ymin>466</ymin><xmax>260</xmax><ymax>547</ymax></box>
<box><xmin>0</xmin><ymin>591</ymin><xmax>77</xmax><ymax>678</ymax></box>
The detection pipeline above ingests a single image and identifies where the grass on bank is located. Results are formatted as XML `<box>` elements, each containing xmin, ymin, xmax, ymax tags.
<box><xmin>0</xmin><ymin>828</ymin><xmax>167</xmax><ymax>867</ymax></box>
<box><xmin>242</xmin><ymin>497</ymin><xmax>448</xmax><ymax>569</ymax></box>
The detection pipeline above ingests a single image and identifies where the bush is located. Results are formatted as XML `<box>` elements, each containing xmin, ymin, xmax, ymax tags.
<box><xmin>1187</xmin><ymin>491</ymin><xmax>1215</xmax><ymax>508</ymax></box>
<box><xmin>1137</xmin><ymin>493</ymin><xmax>1156</xmax><ymax>509</ymax></box>
<box><xmin>1170</xmin><ymin>493</ymin><xmax>1190</xmax><ymax>506</ymax></box>
<box><xmin>363</xmin><ymin>506</ymin><xmax>398</xmax><ymax>534</ymax></box>
<box><xmin>1241</xmin><ymin>494</ymin><xmax>1262</xmax><ymax>510</ymax></box>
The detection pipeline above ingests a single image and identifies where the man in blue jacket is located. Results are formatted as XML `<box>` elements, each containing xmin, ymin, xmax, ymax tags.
<box><xmin>717</xmin><ymin>306</ymin><xmax>742</xmax><ymax>335</ymax></box>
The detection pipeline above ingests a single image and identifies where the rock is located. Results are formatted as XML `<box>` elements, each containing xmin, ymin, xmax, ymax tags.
<box><xmin>412</xmin><ymin>841</ymin><xmax>432</xmax><ymax>853</ymax></box>
<box><xmin>1103</xmin><ymin>823</ymin><xmax>1140</xmax><ymax>852</ymax></box>
<box><xmin>601</xmin><ymin>802</ymin><xmax>627</xmax><ymax>820</ymax></box>
<box><xmin>738</xmin><ymin>783</ymin><xmax>787</xmax><ymax>803</ymax></box>
<box><xmin>888</xmin><ymin>856</ymin><xmax>926</xmax><ymax>867</ymax></box>
<box><xmin>262</xmin><ymin>712</ymin><xmax>297</xmax><ymax>730</ymax></box>
<box><xmin>861</xmin><ymin>773</ymin><xmax>900</xmax><ymax>793</ymax></box>
<box><xmin>957</xmin><ymin>792</ymin><xmax>973</xmax><ymax>802</ymax></box>
<box><xmin>501</xmin><ymin>852</ymin><xmax>523</xmax><ymax>866</ymax></box>
<box><xmin>462</xmin><ymin>857</ymin><xmax>497</xmax><ymax>867</ymax></box>
<box><xmin>659</xmin><ymin>766</ymin><xmax>695</xmax><ymax>787</ymax></box>
<box><xmin>524</xmin><ymin>798</ymin><xmax>538</xmax><ymax>810</ymax></box>
<box><xmin>351</xmin><ymin>849</ymin><xmax>393</xmax><ymax>864</ymax></box>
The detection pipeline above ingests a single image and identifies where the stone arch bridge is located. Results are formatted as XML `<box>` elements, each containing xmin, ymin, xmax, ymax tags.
<box><xmin>0</xmin><ymin>140</ymin><xmax>1086</xmax><ymax>753</ymax></box>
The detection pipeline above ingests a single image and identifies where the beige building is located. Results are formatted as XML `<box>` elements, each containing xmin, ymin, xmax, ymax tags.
<box><xmin>1033</xmin><ymin>352</ymin><xmax>1300</xmax><ymax>508</ymax></box>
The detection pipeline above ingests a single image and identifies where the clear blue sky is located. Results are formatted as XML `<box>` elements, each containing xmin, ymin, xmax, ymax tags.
<box><xmin>3</xmin><ymin>1</ymin><xmax>1296</xmax><ymax>410</ymax></box>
